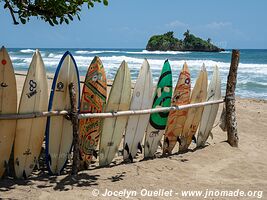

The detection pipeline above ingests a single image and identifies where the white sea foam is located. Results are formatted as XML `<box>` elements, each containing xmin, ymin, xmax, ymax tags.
<box><xmin>219</xmin><ymin>51</ymin><xmax>231</xmax><ymax>54</ymax></box>
<box><xmin>75</xmin><ymin>50</ymin><xmax>121</xmax><ymax>54</ymax></box>
<box><xmin>11</xmin><ymin>53</ymin><xmax>267</xmax><ymax>76</ymax></box>
<box><xmin>10</xmin><ymin>49</ymin><xmax>267</xmax><ymax>99</ymax></box>
<box><xmin>20</xmin><ymin>49</ymin><xmax>35</xmax><ymax>53</ymax></box>
<box><xmin>125</xmin><ymin>50</ymin><xmax>191</xmax><ymax>55</ymax></box>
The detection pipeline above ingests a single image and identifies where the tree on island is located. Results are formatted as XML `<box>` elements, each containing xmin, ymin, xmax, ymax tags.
<box><xmin>146</xmin><ymin>30</ymin><xmax>224</xmax><ymax>52</ymax></box>
<box><xmin>207</xmin><ymin>38</ymin><xmax>211</xmax><ymax>43</ymax></box>
<box><xmin>1</xmin><ymin>0</ymin><xmax>108</xmax><ymax>26</ymax></box>
<box><xmin>183</xmin><ymin>29</ymin><xmax>190</xmax><ymax>40</ymax></box>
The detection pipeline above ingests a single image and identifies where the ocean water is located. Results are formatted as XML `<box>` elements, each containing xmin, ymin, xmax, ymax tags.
<box><xmin>7</xmin><ymin>48</ymin><xmax>267</xmax><ymax>99</ymax></box>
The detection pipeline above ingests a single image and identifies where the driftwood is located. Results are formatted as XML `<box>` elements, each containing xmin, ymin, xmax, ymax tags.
<box><xmin>68</xmin><ymin>83</ymin><xmax>80</xmax><ymax>175</ymax></box>
<box><xmin>225</xmin><ymin>50</ymin><xmax>240</xmax><ymax>147</ymax></box>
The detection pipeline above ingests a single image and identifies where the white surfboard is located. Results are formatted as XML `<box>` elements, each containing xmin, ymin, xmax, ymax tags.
<box><xmin>14</xmin><ymin>49</ymin><xmax>48</xmax><ymax>178</ymax></box>
<box><xmin>123</xmin><ymin>59</ymin><xmax>153</xmax><ymax>162</ymax></box>
<box><xmin>99</xmin><ymin>60</ymin><xmax>131</xmax><ymax>166</ymax></box>
<box><xmin>0</xmin><ymin>46</ymin><xmax>17</xmax><ymax>178</ymax></box>
<box><xmin>180</xmin><ymin>65</ymin><xmax>208</xmax><ymax>151</ymax></box>
<box><xmin>46</xmin><ymin>51</ymin><xmax>80</xmax><ymax>175</ymax></box>
<box><xmin>197</xmin><ymin>65</ymin><xmax>221</xmax><ymax>147</ymax></box>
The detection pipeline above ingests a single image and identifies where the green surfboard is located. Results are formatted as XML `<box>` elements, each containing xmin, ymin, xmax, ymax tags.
<box><xmin>144</xmin><ymin>59</ymin><xmax>172</xmax><ymax>158</ymax></box>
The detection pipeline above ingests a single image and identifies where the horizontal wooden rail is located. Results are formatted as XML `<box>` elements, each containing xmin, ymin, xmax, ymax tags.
<box><xmin>0</xmin><ymin>99</ymin><xmax>224</xmax><ymax>120</ymax></box>
<box><xmin>0</xmin><ymin>110</ymin><xmax>69</xmax><ymax>120</ymax></box>
<box><xmin>78</xmin><ymin>99</ymin><xmax>225</xmax><ymax>119</ymax></box>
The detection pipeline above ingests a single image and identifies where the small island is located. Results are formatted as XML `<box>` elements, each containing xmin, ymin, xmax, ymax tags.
<box><xmin>146</xmin><ymin>30</ymin><xmax>224</xmax><ymax>52</ymax></box>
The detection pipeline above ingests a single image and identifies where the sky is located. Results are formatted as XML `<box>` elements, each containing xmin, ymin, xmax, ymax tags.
<box><xmin>1</xmin><ymin>0</ymin><xmax>267</xmax><ymax>49</ymax></box>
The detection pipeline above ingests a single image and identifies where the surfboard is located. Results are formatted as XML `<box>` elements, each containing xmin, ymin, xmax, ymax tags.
<box><xmin>45</xmin><ymin>51</ymin><xmax>80</xmax><ymax>175</ymax></box>
<box><xmin>144</xmin><ymin>60</ymin><xmax>172</xmax><ymax>158</ymax></box>
<box><xmin>197</xmin><ymin>65</ymin><xmax>221</xmax><ymax>147</ymax></box>
<box><xmin>79</xmin><ymin>56</ymin><xmax>107</xmax><ymax>168</ymax></box>
<box><xmin>163</xmin><ymin>62</ymin><xmax>191</xmax><ymax>155</ymax></box>
<box><xmin>99</xmin><ymin>60</ymin><xmax>131</xmax><ymax>166</ymax></box>
<box><xmin>179</xmin><ymin>65</ymin><xmax>207</xmax><ymax>151</ymax></box>
<box><xmin>14</xmin><ymin>49</ymin><xmax>48</xmax><ymax>178</ymax></box>
<box><xmin>123</xmin><ymin>59</ymin><xmax>153</xmax><ymax>162</ymax></box>
<box><xmin>0</xmin><ymin>46</ymin><xmax>17</xmax><ymax>178</ymax></box>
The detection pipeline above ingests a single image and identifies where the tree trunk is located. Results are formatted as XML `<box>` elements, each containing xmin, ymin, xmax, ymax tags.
<box><xmin>69</xmin><ymin>83</ymin><xmax>79</xmax><ymax>175</ymax></box>
<box><xmin>225</xmin><ymin>50</ymin><xmax>240</xmax><ymax>147</ymax></box>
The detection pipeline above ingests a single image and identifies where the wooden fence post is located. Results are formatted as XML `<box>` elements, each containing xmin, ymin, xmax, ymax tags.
<box><xmin>69</xmin><ymin>83</ymin><xmax>79</xmax><ymax>175</ymax></box>
<box><xmin>225</xmin><ymin>49</ymin><xmax>240</xmax><ymax>147</ymax></box>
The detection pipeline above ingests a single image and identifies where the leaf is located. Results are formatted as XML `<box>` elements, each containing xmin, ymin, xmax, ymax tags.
<box><xmin>48</xmin><ymin>19</ymin><xmax>54</xmax><ymax>26</ymax></box>
<box><xmin>20</xmin><ymin>18</ymin><xmax>26</xmax><ymax>24</ymax></box>
<box><xmin>77</xmin><ymin>14</ymin><xmax>81</xmax><ymax>21</ymax></box>
<box><xmin>103</xmin><ymin>0</ymin><xmax>108</xmax><ymax>6</ymax></box>
<box><xmin>68</xmin><ymin>14</ymin><xmax>73</xmax><ymax>21</ymax></box>
<box><xmin>88</xmin><ymin>1</ymin><xmax>94</xmax><ymax>7</ymax></box>
<box><xmin>64</xmin><ymin>18</ymin><xmax>69</xmax><ymax>24</ymax></box>
<box><xmin>53</xmin><ymin>18</ymin><xmax>58</xmax><ymax>25</ymax></box>
<box><xmin>60</xmin><ymin>17</ymin><xmax>64</xmax><ymax>24</ymax></box>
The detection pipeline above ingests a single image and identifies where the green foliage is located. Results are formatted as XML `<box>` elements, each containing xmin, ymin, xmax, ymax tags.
<box><xmin>146</xmin><ymin>31</ymin><xmax>223</xmax><ymax>52</ymax></box>
<box><xmin>146</xmin><ymin>31</ymin><xmax>183</xmax><ymax>51</ymax></box>
<box><xmin>1</xmin><ymin>0</ymin><xmax>108</xmax><ymax>26</ymax></box>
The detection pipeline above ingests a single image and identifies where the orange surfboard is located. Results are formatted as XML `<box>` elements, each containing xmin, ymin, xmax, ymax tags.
<box><xmin>163</xmin><ymin>63</ymin><xmax>191</xmax><ymax>155</ymax></box>
<box><xmin>79</xmin><ymin>56</ymin><xmax>107</xmax><ymax>168</ymax></box>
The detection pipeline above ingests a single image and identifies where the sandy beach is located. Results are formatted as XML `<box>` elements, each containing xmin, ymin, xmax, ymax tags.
<box><xmin>0</xmin><ymin>73</ymin><xmax>266</xmax><ymax>200</ymax></box>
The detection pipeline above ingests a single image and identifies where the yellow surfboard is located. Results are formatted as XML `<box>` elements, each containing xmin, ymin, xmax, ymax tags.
<box><xmin>0</xmin><ymin>46</ymin><xmax>17</xmax><ymax>178</ymax></box>
<box><xmin>14</xmin><ymin>49</ymin><xmax>48</xmax><ymax>178</ymax></box>
<box><xmin>99</xmin><ymin>61</ymin><xmax>131</xmax><ymax>166</ymax></box>
<box><xmin>180</xmin><ymin>64</ymin><xmax>207</xmax><ymax>151</ymax></box>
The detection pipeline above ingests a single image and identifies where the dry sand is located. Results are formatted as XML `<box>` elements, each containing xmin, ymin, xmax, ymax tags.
<box><xmin>0</xmin><ymin>74</ymin><xmax>266</xmax><ymax>199</ymax></box>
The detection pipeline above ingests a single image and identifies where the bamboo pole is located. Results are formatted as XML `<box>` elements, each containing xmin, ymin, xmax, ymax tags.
<box><xmin>69</xmin><ymin>83</ymin><xmax>80</xmax><ymax>175</ymax></box>
<box><xmin>0</xmin><ymin>110</ymin><xmax>68</xmax><ymax>120</ymax></box>
<box><xmin>79</xmin><ymin>99</ymin><xmax>224</xmax><ymax>119</ymax></box>
<box><xmin>225</xmin><ymin>50</ymin><xmax>240</xmax><ymax>147</ymax></box>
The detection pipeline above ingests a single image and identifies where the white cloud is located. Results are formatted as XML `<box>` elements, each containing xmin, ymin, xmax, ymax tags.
<box><xmin>206</xmin><ymin>22</ymin><xmax>232</xmax><ymax>29</ymax></box>
<box><xmin>166</xmin><ymin>20</ymin><xmax>188</xmax><ymax>28</ymax></box>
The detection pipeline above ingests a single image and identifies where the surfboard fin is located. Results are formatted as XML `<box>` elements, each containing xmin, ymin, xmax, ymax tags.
<box><xmin>48</xmin><ymin>154</ymin><xmax>52</xmax><ymax>165</ymax></box>
<box><xmin>34</xmin><ymin>157</ymin><xmax>39</xmax><ymax>170</ymax></box>
<box><xmin>93</xmin><ymin>150</ymin><xmax>98</xmax><ymax>159</ymax></box>
<box><xmin>124</xmin><ymin>143</ymin><xmax>130</xmax><ymax>155</ymax></box>
<box><xmin>165</xmin><ymin>137</ymin><xmax>170</xmax><ymax>147</ymax></box>
<box><xmin>138</xmin><ymin>142</ymin><xmax>142</xmax><ymax>153</ymax></box>
<box><xmin>4</xmin><ymin>160</ymin><xmax>8</xmax><ymax>168</ymax></box>
<box><xmin>15</xmin><ymin>158</ymin><xmax>19</xmax><ymax>166</ymax></box>
<box><xmin>192</xmin><ymin>135</ymin><xmax>197</xmax><ymax>143</ymax></box>
<box><xmin>177</xmin><ymin>137</ymin><xmax>181</xmax><ymax>145</ymax></box>
<box><xmin>158</xmin><ymin>141</ymin><xmax>163</xmax><ymax>149</ymax></box>
<box><xmin>4</xmin><ymin>160</ymin><xmax>9</xmax><ymax>175</ymax></box>
<box><xmin>209</xmin><ymin>131</ymin><xmax>214</xmax><ymax>139</ymax></box>
<box><xmin>23</xmin><ymin>170</ymin><xmax>27</xmax><ymax>179</ymax></box>
<box><xmin>129</xmin><ymin>153</ymin><xmax>133</xmax><ymax>163</ymax></box>
<box><xmin>146</xmin><ymin>141</ymin><xmax>150</xmax><ymax>149</ymax></box>
<box><xmin>79</xmin><ymin>151</ymin><xmax>83</xmax><ymax>161</ymax></box>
